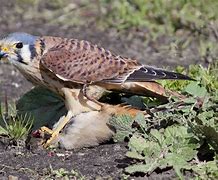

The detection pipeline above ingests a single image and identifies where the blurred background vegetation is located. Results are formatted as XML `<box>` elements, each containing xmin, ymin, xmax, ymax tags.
<box><xmin>2</xmin><ymin>0</ymin><xmax>217</xmax><ymax>65</ymax></box>
<box><xmin>11</xmin><ymin>0</ymin><xmax>218</xmax><ymax>33</ymax></box>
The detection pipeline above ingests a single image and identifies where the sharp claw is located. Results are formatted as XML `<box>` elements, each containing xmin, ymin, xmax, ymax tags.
<box><xmin>40</xmin><ymin>126</ymin><xmax>54</xmax><ymax>134</ymax></box>
<box><xmin>43</xmin><ymin>132</ymin><xmax>59</xmax><ymax>148</ymax></box>
<box><xmin>38</xmin><ymin>112</ymin><xmax>73</xmax><ymax>148</ymax></box>
<box><xmin>38</xmin><ymin>126</ymin><xmax>59</xmax><ymax>148</ymax></box>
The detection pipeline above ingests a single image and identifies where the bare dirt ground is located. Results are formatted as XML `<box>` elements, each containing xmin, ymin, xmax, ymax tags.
<box><xmin>0</xmin><ymin>0</ymin><xmax>211</xmax><ymax>179</ymax></box>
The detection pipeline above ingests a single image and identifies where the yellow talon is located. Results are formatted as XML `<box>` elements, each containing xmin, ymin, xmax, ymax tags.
<box><xmin>39</xmin><ymin>126</ymin><xmax>59</xmax><ymax>148</ymax></box>
<box><xmin>39</xmin><ymin>111</ymin><xmax>74</xmax><ymax>148</ymax></box>
<box><xmin>40</xmin><ymin>126</ymin><xmax>54</xmax><ymax>134</ymax></box>
<box><xmin>43</xmin><ymin>132</ymin><xmax>59</xmax><ymax>148</ymax></box>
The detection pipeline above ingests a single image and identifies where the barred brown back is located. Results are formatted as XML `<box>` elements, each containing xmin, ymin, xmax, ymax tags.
<box><xmin>39</xmin><ymin>37</ymin><xmax>139</xmax><ymax>84</ymax></box>
<box><xmin>39</xmin><ymin>36</ymin><xmax>193</xmax><ymax>84</ymax></box>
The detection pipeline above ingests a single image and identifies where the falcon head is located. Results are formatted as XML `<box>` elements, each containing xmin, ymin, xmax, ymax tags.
<box><xmin>0</xmin><ymin>32</ymin><xmax>37</xmax><ymax>65</ymax></box>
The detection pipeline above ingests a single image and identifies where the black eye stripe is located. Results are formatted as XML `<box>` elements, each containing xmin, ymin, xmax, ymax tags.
<box><xmin>16</xmin><ymin>42</ymin><xmax>23</xmax><ymax>49</ymax></box>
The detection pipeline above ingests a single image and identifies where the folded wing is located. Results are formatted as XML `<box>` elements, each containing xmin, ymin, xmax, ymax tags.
<box><xmin>40</xmin><ymin>36</ymin><xmax>193</xmax><ymax>85</ymax></box>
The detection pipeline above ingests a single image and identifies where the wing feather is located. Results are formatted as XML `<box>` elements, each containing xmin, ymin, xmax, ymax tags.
<box><xmin>124</xmin><ymin>66</ymin><xmax>194</xmax><ymax>81</ymax></box>
<box><xmin>40</xmin><ymin>37</ymin><xmax>193</xmax><ymax>85</ymax></box>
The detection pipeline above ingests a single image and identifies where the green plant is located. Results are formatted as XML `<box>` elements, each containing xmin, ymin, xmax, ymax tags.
<box><xmin>99</xmin><ymin>0</ymin><xmax>218</xmax><ymax>34</ymax></box>
<box><xmin>109</xmin><ymin>63</ymin><xmax>218</xmax><ymax>179</ymax></box>
<box><xmin>0</xmin><ymin>100</ymin><xmax>33</xmax><ymax>141</ymax></box>
<box><xmin>159</xmin><ymin>61</ymin><xmax>218</xmax><ymax>93</ymax></box>
<box><xmin>49</xmin><ymin>167</ymin><xmax>85</xmax><ymax>179</ymax></box>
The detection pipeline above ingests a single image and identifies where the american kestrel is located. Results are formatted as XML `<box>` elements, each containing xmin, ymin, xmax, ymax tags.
<box><xmin>0</xmin><ymin>32</ymin><xmax>192</xmax><ymax>147</ymax></box>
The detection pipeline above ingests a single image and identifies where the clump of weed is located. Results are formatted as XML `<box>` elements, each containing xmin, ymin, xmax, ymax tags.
<box><xmin>109</xmin><ymin>62</ymin><xmax>218</xmax><ymax>179</ymax></box>
<box><xmin>99</xmin><ymin>0</ymin><xmax>218</xmax><ymax>34</ymax></box>
<box><xmin>48</xmin><ymin>166</ymin><xmax>85</xmax><ymax>179</ymax></box>
<box><xmin>0</xmin><ymin>97</ymin><xmax>33</xmax><ymax>144</ymax></box>
<box><xmin>159</xmin><ymin>60</ymin><xmax>218</xmax><ymax>93</ymax></box>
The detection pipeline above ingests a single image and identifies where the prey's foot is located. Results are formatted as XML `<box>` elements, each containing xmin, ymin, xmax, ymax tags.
<box><xmin>39</xmin><ymin>126</ymin><xmax>59</xmax><ymax>148</ymax></box>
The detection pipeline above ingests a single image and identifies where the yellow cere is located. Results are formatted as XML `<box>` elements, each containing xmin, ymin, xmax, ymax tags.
<box><xmin>2</xmin><ymin>47</ymin><xmax>9</xmax><ymax>52</ymax></box>
<box><xmin>0</xmin><ymin>46</ymin><xmax>12</xmax><ymax>62</ymax></box>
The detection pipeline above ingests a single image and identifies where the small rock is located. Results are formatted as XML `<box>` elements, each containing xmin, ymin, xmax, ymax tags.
<box><xmin>8</xmin><ymin>175</ymin><xmax>18</xmax><ymax>180</ymax></box>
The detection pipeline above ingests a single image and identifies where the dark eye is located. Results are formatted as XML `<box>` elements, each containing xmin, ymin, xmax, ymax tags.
<box><xmin>16</xmin><ymin>42</ymin><xmax>23</xmax><ymax>49</ymax></box>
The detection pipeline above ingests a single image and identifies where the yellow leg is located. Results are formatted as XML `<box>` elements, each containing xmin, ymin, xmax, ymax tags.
<box><xmin>40</xmin><ymin>111</ymin><xmax>73</xmax><ymax>148</ymax></box>
<box><xmin>40</xmin><ymin>126</ymin><xmax>53</xmax><ymax>134</ymax></box>
<box><xmin>40</xmin><ymin>87</ymin><xmax>101</xmax><ymax>148</ymax></box>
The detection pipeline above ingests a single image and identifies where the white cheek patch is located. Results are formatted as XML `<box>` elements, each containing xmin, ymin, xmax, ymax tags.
<box><xmin>8</xmin><ymin>54</ymin><xmax>19</xmax><ymax>65</ymax></box>
<box><xmin>20</xmin><ymin>45</ymin><xmax>31</xmax><ymax>62</ymax></box>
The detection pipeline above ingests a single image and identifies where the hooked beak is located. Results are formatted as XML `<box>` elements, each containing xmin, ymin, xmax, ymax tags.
<box><xmin>0</xmin><ymin>51</ymin><xmax>7</xmax><ymax>59</ymax></box>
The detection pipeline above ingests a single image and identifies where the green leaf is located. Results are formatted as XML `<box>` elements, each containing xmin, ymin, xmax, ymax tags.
<box><xmin>149</xmin><ymin>129</ymin><xmax>164</xmax><ymax>146</ymax></box>
<box><xmin>122</xmin><ymin>95</ymin><xmax>145</xmax><ymax>109</ymax></box>
<box><xmin>162</xmin><ymin>153</ymin><xmax>192</xmax><ymax>180</ymax></box>
<box><xmin>128</xmin><ymin>135</ymin><xmax>147</xmax><ymax>153</ymax></box>
<box><xmin>126</xmin><ymin>151</ymin><xmax>145</xmax><ymax>160</ymax></box>
<box><xmin>176</xmin><ymin>146</ymin><xmax>197</xmax><ymax>161</ymax></box>
<box><xmin>16</xmin><ymin>87</ymin><xmax>67</xmax><ymax>130</ymax></box>
<box><xmin>109</xmin><ymin>114</ymin><xmax>134</xmax><ymax>142</ymax></box>
<box><xmin>192</xmin><ymin>161</ymin><xmax>218</xmax><ymax>179</ymax></box>
<box><xmin>125</xmin><ymin>163</ymin><xmax>158</xmax><ymax>174</ymax></box>
<box><xmin>164</xmin><ymin>126</ymin><xmax>191</xmax><ymax>144</ymax></box>
<box><xmin>113</xmin><ymin>131</ymin><xmax>130</xmax><ymax>142</ymax></box>
<box><xmin>134</xmin><ymin>113</ymin><xmax>147</xmax><ymax>129</ymax></box>
<box><xmin>184</xmin><ymin>82</ymin><xmax>207</xmax><ymax>98</ymax></box>
<box><xmin>142</xmin><ymin>141</ymin><xmax>161</xmax><ymax>159</ymax></box>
